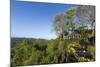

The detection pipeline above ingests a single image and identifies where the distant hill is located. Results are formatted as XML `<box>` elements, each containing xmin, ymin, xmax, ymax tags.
<box><xmin>11</xmin><ymin>37</ymin><xmax>49</xmax><ymax>48</ymax></box>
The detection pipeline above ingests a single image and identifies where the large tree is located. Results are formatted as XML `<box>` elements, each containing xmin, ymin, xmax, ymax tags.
<box><xmin>53</xmin><ymin>13</ymin><xmax>66</xmax><ymax>39</ymax></box>
<box><xmin>53</xmin><ymin>8</ymin><xmax>76</xmax><ymax>39</ymax></box>
<box><xmin>75</xmin><ymin>5</ymin><xmax>95</xmax><ymax>29</ymax></box>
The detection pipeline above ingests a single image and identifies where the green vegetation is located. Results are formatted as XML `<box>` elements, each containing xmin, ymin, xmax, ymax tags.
<box><xmin>11</xmin><ymin>5</ymin><xmax>95</xmax><ymax>66</ymax></box>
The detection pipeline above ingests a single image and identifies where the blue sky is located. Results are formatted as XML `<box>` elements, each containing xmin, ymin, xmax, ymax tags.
<box><xmin>11</xmin><ymin>0</ymin><xmax>76</xmax><ymax>39</ymax></box>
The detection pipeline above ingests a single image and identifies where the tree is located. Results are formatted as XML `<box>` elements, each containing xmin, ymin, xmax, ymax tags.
<box><xmin>53</xmin><ymin>13</ymin><xmax>66</xmax><ymax>39</ymax></box>
<box><xmin>75</xmin><ymin>5</ymin><xmax>95</xmax><ymax>30</ymax></box>
<box><xmin>65</xmin><ymin>8</ymin><xmax>76</xmax><ymax>34</ymax></box>
<box><xmin>53</xmin><ymin>8</ymin><xmax>76</xmax><ymax>39</ymax></box>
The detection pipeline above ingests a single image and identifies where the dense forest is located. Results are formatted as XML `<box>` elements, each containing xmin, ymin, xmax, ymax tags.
<box><xmin>11</xmin><ymin>5</ymin><xmax>95</xmax><ymax>67</ymax></box>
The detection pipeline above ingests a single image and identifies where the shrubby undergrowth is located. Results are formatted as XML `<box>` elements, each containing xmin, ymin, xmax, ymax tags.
<box><xmin>11</xmin><ymin>37</ymin><xmax>95</xmax><ymax>66</ymax></box>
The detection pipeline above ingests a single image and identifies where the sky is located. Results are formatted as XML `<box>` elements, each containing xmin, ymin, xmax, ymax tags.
<box><xmin>11</xmin><ymin>0</ymin><xmax>76</xmax><ymax>39</ymax></box>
